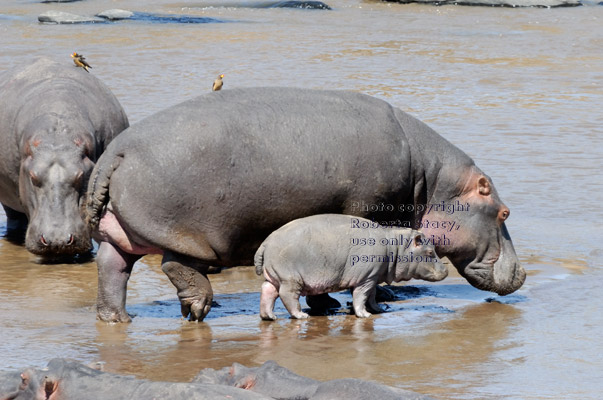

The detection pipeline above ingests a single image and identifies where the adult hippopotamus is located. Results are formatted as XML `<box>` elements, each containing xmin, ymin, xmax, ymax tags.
<box><xmin>0</xmin><ymin>57</ymin><xmax>128</xmax><ymax>256</ymax></box>
<box><xmin>85</xmin><ymin>87</ymin><xmax>525</xmax><ymax>323</ymax></box>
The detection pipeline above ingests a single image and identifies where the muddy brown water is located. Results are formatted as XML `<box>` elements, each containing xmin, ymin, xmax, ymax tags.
<box><xmin>0</xmin><ymin>0</ymin><xmax>602</xmax><ymax>398</ymax></box>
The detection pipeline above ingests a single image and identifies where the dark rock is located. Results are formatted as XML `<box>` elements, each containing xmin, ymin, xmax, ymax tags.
<box><xmin>96</xmin><ymin>10</ymin><xmax>225</xmax><ymax>24</ymax></box>
<box><xmin>132</xmin><ymin>12</ymin><xmax>224</xmax><ymax>23</ymax></box>
<box><xmin>270</xmin><ymin>1</ymin><xmax>332</xmax><ymax>9</ymax></box>
<box><xmin>184</xmin><ymin>0</ymin><xmax>331</xmax><ymax>9</ymax></box>
<box><xmin>381</xmin><ymin>0</ymin><xmax>580</xmax><ymax>6</ymax></box>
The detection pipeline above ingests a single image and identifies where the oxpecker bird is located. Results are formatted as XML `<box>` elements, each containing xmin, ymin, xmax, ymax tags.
<box><xmin>71</xmin><ymin>52</ymin><xmax>92</xmax><ymax>72</ymax></box>
<box><xmin>212</xmin><ymin>74</ymin><xmax>224</xmax><ymax>91</ymax></box>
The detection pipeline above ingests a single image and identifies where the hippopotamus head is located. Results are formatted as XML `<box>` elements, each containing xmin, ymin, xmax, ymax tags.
<box><xmin>18</xmin><ymin>115</ymin><xmax>95</xmax><ymax>256</ymax></box>
<box><xmin>420</xmin><ymin>166</ymin><xmax>526</xmax><ymax>295</ymax></box>
<box><xmin>399</xmin><ymin>231</ymin><xmax>448</xmax><ymax>283</ymax></box>
<box><xmin>0</xmin><ymin>369</ymin><xmax>41</xmax><ymax>400</ymax></box>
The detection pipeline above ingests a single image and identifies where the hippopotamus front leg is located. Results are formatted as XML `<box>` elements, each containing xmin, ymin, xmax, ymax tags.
<box><xmin>96</xmin><ymin>241</ymin><xmax>141</xmax><ymax>323</ymax></box>
<box><xmin>161</xmin><ymin>252</ymin><xmax>213</xmax><ymax>322</ymax></box>
<box><xmin>351</xmin><ymin>281</ymin><xmax>379</xmax><ymax>318</ymax></box>
<box><xmin>365</xmin><ymin>288</ymin><xmax>385</xmax><ymax>314</ymax></box>
<box><xmin>2</xmin><ymin>204</ymin><xmax>28</xmax><ymax>242</ymax></box>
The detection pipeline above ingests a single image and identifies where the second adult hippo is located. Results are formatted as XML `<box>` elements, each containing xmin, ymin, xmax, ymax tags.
<box><xmin>0</xmin><ymin>57</ymin><xmax>129</xmax><ymax>256</ymax></box>
<box><xmin>85</xmin><ymin>87</ymin><xmax>526</xmax><ymax>323</ymax></box>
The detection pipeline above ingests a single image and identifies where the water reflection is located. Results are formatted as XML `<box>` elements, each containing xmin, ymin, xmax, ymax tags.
<box><xmin>376</xmin><ymin>302</ymin><xmax>522</xmax><ymax>396</ymax></box>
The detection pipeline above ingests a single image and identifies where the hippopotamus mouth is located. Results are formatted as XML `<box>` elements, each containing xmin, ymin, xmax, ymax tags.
<box><xmin>463</xmin><ymin>260</ymin><xmax>521</xmax><ymax>295</ymax></box>
<box><xmin>457</xmin><ymin>245</ymin><xmax>525</xmax><ymax>296</ymax></box>
<box><xmin>25</xmin><ymin>226</ymin><xmax>92</xmax><ymax>259</ymax></box>
<box><xmin>446</xmin><ymin>221</ymin><xmax>525</xmax><ymax>296</ymax></box>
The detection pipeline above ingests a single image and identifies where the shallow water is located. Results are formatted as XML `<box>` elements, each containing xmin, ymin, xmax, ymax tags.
<box><xmin>0</xmin><ymin>0</ymin><xmax>602</xmax><ymax>398</ymax></box>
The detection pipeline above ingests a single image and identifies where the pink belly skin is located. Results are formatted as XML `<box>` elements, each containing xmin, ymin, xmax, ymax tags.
<box><xmin>96</xmin><ymin>209</ymin><xmax>162</xmax><ymax>255</ymax></box>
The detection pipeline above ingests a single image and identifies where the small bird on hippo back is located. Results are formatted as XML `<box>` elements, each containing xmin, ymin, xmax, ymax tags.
<box><xmin>71</xmin><ymin>52</ymin><xmax>91</xmax><ymax>72</ymax></box>
<box><xmin>212</xmin><ymin>74</ymin><xmax>224</xmax><ymax>91</ymax></box>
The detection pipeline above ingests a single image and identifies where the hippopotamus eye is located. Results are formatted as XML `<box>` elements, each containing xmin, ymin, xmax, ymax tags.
<box><xmin>499</xmin><ymin>209</ymin><xmax>510</xmax><ymax>221</ymax></box>
<box><xmin>73</xmin><ymin>171</ymin><xmax>84</xmax><ymax>188</ymax></box>
<box><xmin>29</xmin><ymin>171</ymin><xmax>41</xmax><ymax>187</ymax></box>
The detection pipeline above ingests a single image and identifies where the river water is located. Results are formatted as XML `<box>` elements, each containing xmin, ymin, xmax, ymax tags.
<box><xmin>0</xmin><ymin>0</ymin><xmax>602</xmax><ymax>398</ymax></box>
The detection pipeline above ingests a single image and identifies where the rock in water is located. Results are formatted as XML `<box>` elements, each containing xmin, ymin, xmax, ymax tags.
<box><xmin>38</xmin><ymin>11</ymin><xmax>106</xmax><ymax>24</ymax></box>
<box><xmin>96</xmin><ymin>9</ymin><xmax>135</xmax><ymax>21</ymax></box>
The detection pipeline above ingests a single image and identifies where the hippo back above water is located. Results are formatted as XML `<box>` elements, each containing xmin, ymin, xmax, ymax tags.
<box><xmin>0</xmin><ymin>57</ymin><xmax>128</xmax><ymax>256</ymax></box>
<box><xmin>85</xmin><ymin>87</ymin><xmax>525</xmax><ymax>323</ymax></box>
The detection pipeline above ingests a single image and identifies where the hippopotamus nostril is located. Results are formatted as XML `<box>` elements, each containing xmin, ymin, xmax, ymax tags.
<box><xmin>499</xmin><ymin>208</ymin><xmax>510</xmax><ymax>221</ymax></box>
<box><xmin>40</xmin><ymin>235</ymin><xmax>49</xmax><ymax>246</ymax></box>
<box><xmin>67</xmin><ymin>234</ymin><xmax>74</xmax><ymax>246</ymax></box>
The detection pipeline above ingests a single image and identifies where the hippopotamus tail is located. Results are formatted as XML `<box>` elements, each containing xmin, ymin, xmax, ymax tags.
<box><xmin>254</xmin><ymin>242</ymin><xmax>266</xmax><ymax>275</ymax></box>
<box><xmin>84</xmin><ymin>154</ymin><xmax>123</xmax><ymax>230</ymax></box>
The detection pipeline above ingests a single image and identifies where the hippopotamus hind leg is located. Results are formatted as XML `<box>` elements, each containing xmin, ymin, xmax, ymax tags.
<box><xmin>96</xmin><ymin>241</ymin><xmax>142</xmax><ymax>323</ymax></box>
<box><xmin>278</xmin><ymin>282</ymin><xmax>309</xmax><ymax>319</ymax></box>
<box><xmin>161</xmin><ymin>252</ymin><xmax>213</xmax><ymax>321</ymax></box>
<box><xmin>259</xmin><ymin>281</ymin><xmax>279</xmax><ymax>321</ymax></box>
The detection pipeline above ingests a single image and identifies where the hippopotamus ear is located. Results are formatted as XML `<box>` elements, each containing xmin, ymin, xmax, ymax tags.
<box><xmin>19</xmin><ymin>372</ymin><xmax>30</xmax><ymax>390</ymax></box>
<box><xmin>23</xmin><ymin>139</ymin><xmax>42</xmax><ymax>157</ymax></box>
<box><xmin>413</xmin><ymin>232</ymin><xmax>424</xmax><ymax>247</ymax></box>
<box><xmin>478</xmin><ymin>176</ymin><xmax>491</xmax><ymax>196</ymax></box>
<box><xmin>73</xmin><ymin>137</ymin><xmax>93</xmax><ymax>158</ymax></box>
<box><xmin>234</xmin><ymin>375</ymin><xmax>256</xmax><ymax>390</ymax></box>
<box><xmin>86</xmin><ymin>361</ymin><xmax>104</xmax><ymax>371</ymax></box>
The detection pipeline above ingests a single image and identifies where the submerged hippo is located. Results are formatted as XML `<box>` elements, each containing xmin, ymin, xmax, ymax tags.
<box><xmin>0</xmin><ymin>359</ymin><xmax>434</xmax><ymax>400</ymax></box>
<box><xmin>0</xmin><ymin>57</ymin><xmax>129</xmax><ymax>256</ymax></box>
<box><xmin>85</xmin><ymin>87</ymin><xmax>525</xmax><ymax>323</ymax></box>
<box><xmin>193</xmin><ymin>360</ymin><xmax>436</xmax><ymax>400</ymax></box>
<box><xmin>0</xmin><ymin>359</ymin><xmax>270</xmax><ymax>400</ymax></box>
<box><xmin>254</xmin><ymin>214</ymin><xmax>448</xmax><ymax>320</ymax></box>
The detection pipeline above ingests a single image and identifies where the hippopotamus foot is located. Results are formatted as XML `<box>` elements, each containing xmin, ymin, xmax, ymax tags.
<box><xmin>2</xmin><ymin>204</ymin><xmax>27</xmax><ymax>243</ymax></box>
<box><xmin>375</xmin><ymin>285</ymin><xmax>396</xmax><ymax>302</ymax></box>
<box><xmin>365</xmin><ymin>291</ymin><xmax>385</xmax><ymax>314</ymax></box>
<box><xmin>96</xmin><ymin>241</ymin><xmax>141</xmax><ymax>323</ymax></box>
<box><xmin>161</xmin><ymin>252</ymin><xmax>213</xmax><ymax>322</ymax></box>
<box><xmin>351</xmin><ymin>282</ymin><xmax>378</xmax><ymax>318</ymax></box>
<box><xmin>259</xmin><ymin>281</ymin><xmax>279</xmax><ymax>321</ymax></box>
<box><xmin>278</xmin><ymin>283</ymin><xmax>309</xmax><ymax>319</ymax></box>
<box><xmin>305</xmin><ymin>293</ymin><xmax>342</xmax><ymax>311</ymax></box>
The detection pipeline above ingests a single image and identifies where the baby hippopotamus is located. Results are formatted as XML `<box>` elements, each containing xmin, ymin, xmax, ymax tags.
<box><xmin>254</xmin><ymin>214</ymin><xmax>448</xmax><ymax>320</ymax></box>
